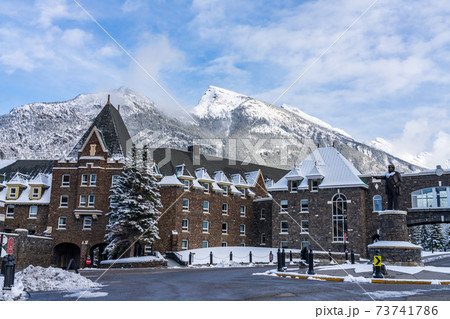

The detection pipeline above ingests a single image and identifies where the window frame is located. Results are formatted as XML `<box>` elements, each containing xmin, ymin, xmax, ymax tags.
<box><xmin>301</xmin><ymin>199</ymin><xmax>309</xmax><ymax>212</ymax></box>
<box><xmin>181</xmin><ymin>239</ymin><xmax>188</xmax><ymax>250</ymax></box>
<box><xmin>260</xmin><ymin>233</ymin><xmax>266</xmax><ymax>245</ymax></box>
<box><xmin>183</xmin><ymin>180</ymin><xmax>190</xmax><ymax>191</ymax></box>
<box><xmin>83</xmin><ymin>216</ymin><xmax>93</xmax><ymax>230</ymax></box>
<box><xmin>61</xmin><ymin>174</ymin><xmax>70</xmax><ymax>187</ymax></box>
<box><xmin>6</xmin><ymin>205</ymin><xmax>15</xmax><ymax>218</ymax></box>
<box><xmin>332</xmin><ymin>193</ymin><xmax>348</xmax><ymax>242</ymax></box>
<box><xmin>202</xmin><ymin>220</ymin><xmax>209</xmax><ymax>233</ymax></box>
<box><xmin>203</xmin><ymin>201</ymin><xmax>209</xmax><ymax>213</ymax></box>
<box><xmin>60</xmin><ymin>195</ymin><xmax>69</xmax><ymax>208</ymax></box>
<box><xmin>280</xmin><ymin>220</ymin><xmax>288</xmax><ymax>234</ymax></box>
<box><xmin>240</xmin><ymin>205</ymin><xmax>246</xmax><ymax>217</ymax></box>
<box><xmin>301</xmin><ymin>220</ymin><xmax>309</xmax><ymax>234</ymax></box>
<box><xmin>111</xmin><ymin>175</ymin><xmax>120</xmax><ymax>187</ymax></box>
<box><xmin>29</xmin><ymin>205</ymin><xmax>38</xmax><ymax>218</ymax></box>
<box><xmin>182</xmin><ymin>219</ymin><xmax>189</xmax><ymax>232</ymax></box>
<box><xmin>81</xmin><ymin>174</ymin><xmax>88</xmax><ymax>186</ymax></box>
<box><xmin>373</xmin><ymin>195</ymin><xmax>382</xmax><ymax>212</ymax></box>
<box><xmin>79</xmin><ymin>195</ymin><xmax>87</xmax><ymax>207</ymax></box>
<box><xmin>58</xmin><ymin>216</ymin><xmax>67</xmax><ymax>229</ymax></box>
<box><xmin>88</xmin><ymin>194</ymin><xmax>95</xmax><ymax>207</ymax></box>
<box><xmin>222</xmin><ymin>222</ymin><xmax>228</xmax><ymax>234</ymax></box>
<box><xmin>182</xmin><ymin>198</ymin><xmax>189</xmax><ymax>211</ymax></box>
<box><xmin>280</xmin><ymin>200</ymin><xmax>288</xmax><ymax>213</ymax></box>
<box><xmin>240</xmin><ymin>224</ymin><xmax>246</xmax><ymax>236</ymax></box>
<box><xmin>8</xmin><ymin>187</ymin><xmax>17</xmax><ymax>199</ymax></box>
<box><xmin>31</xmin><ymin>187</ymin><xmax>40</xmax><ymax>199</ymax></box>
<box><xmin>90</xmin><ymin>174</ymin><xmax>97</xmax><ymax>186</ymax></box>
<box><xmin>222</xmin><ymin>203</ymin><xmax>228</xmax><ymax>215</ymax></box>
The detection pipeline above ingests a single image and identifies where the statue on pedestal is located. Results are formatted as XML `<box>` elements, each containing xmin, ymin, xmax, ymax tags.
<box><xmin>376</xmin><ymin>164</ymin><xmax>402</xmax><ymax>210</ymax></box>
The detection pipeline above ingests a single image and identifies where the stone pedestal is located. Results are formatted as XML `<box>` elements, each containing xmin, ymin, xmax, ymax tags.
<box><xmin>368</xmin><ymin>210</ymin><xmax>423</xmax><ymax>266</ymax></box>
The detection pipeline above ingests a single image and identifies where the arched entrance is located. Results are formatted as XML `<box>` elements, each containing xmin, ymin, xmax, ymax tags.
<box><xmin>89</xmin><ymin>243</ymin><xmax>107</xmax><ymax>267</ymax></box>
<box><xmin>54</xmin><ymin>243</ymin><xmax>81</xmax><ymax>269</ymax></box>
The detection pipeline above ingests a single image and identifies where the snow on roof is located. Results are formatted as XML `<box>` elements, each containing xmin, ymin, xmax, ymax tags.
<box><xmin>194</xmin><ymin>168</ymin><xmax>214</xmax><ymax>182</ymax></box>
<box><xmin>211</xmin><ymin>182</ymin><xmax>223</xmax><ymax>192</ymax></box>
<box><xmin>248</xmin><ymin>189</ymin><xmax>256</xmax><ymax>197</ymax></box>
<box><xmin>6</xmin><ymin>172</ymin><xmax>28</xmax><ymax>187</ymax></box>
<box><xmin>284</xmin><ymin>167</ymin><xmax>303</xmax><ymax>181</ymax></box>
<box><xmin>192</xmin><ymin>179</ymin><xmax>204</xmax><ymax>189</ymax></box>
<box><xmin>265</xmin><ymin>179</ymin><xmax>273</xmax><ymax>188</ymax></box>
<box><xmin>270</xmin><ymin>147</ymin><xmax>367</xmax><ymax>191</ymax></box>
<box><xmin>213</xmin><ymin>171</ymin><xmax>232</xmax><ymax>185</ymax></box>
<box><xmin>157</xmin><ymin>174</ymin><xmax>183</xmax><ymax>187</ymax></box>
<box><xmin>28</xmin><ymin>173</ymin><xmax>51</xmax><ymax>187</ymax></box>
<box><xmin>230</xmin><ymin>174</ymin><xmax>248</xmax><ymax>187</ymax></box>
<box><xmin>0</xmin><ymin>160</ymin><xmax>16</xmax><ymax>170</ymax></box>
<box><xmin>175</xmin><ymin>164</ymin><xmax>194</xmax><ymax>179</ymax></box>
<box><xmin>0</xmin><ymin>175</ymin><xmax>52</xmax><ymax>204</ymax></box>
<box><xmin>230</xmin><ymin>185</ymin><xmax>242</xmax><ymax>194</ymax></box>
<box><xmin>243</xmin><ymin>170</ymin><xmax>260</xmax><ymax>187</ymax></box>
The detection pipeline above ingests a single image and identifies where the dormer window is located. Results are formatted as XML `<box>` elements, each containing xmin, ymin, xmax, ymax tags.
<box><xmin>31</xmin><ymin>187</ymin><xmax>40</xmax><ymax>199</ymax></box>
<box><xmin>8</xmin><ymin>187</ymin><xmax>18</xmax><ymax>199</ymax></box>
<box><xmin>291</xmin><ymin>180</ymin><xmax>299</xmax><ymax>192</ymax></box>
<box><xmin>311</xmin><ymin>180</ymin><xmax>319</xmax><ymax>192</ymax></box>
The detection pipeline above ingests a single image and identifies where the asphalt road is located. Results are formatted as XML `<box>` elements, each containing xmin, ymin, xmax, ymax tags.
<box><xmin>28</xmin><ymin>259</ymin><xmax>450</xmax><ymax>301</ymax></box>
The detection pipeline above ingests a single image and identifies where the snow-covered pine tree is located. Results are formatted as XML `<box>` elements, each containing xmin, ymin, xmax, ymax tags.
<box><xmin>408</xmin><ymin>226</ymin><xmax>421</xmax><ymax>245</ymax></box>
<box><xmin>104</xmin><ymin>144</ymin><xmax>162</xmax><ymax>259</ymax></box>
<box><xmin>429</xmin><ymin>224</ymin><xmax>446</xmax><ymax>252</ymax></box>
<box><xmin>419</xmin><ymin>225</ymin><xmax>430</xmax><ymax>250</ymax></box>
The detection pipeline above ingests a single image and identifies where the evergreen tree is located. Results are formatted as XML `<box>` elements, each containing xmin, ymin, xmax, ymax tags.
<box><xmin>105</xmin><ymin>144</ymin><xmax>162</xmax><ymax>259</ymax></box>
<box><xmin>419</xmin><ymin>225</ymin><xmax>430</xmax><ymax>250</ymax></box>
<box><xmin>408</xmin><ymin>226</ymin><xmax>421</xmax><ymax>245</ymax></box>
<box><xmin>429</xmin><ymin>224</ymin><xmax>446</xmax><ymax>252</ymax></box>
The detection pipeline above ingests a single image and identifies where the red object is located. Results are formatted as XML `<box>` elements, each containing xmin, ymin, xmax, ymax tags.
<box><xmin>344</xmin><ymin>233</ymin><xmax>348</xmax><ymax>242</ymax></box>
<box><xmin>7</xmin><ymin>237</ymin><xmax>14</xmax><ymax>255</ymax></box>
<box><xmin>86</xmin><ymin>257</ymin><xmax>91</xmax><ymax>265</ymax></box>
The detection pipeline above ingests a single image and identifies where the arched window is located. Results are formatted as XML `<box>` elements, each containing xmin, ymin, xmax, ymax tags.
<box><xmin>373</xmin><ymin>195</ymin><xmax>382</xmax><ymax>212</ymax></box>
<box><xmin>332</xmin><ymin>193</ymin><xmax>347</xmax><ymax>242</ymax></box>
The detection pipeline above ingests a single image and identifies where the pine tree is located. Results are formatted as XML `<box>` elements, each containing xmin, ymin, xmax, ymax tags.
<box><xmin>429</xmin><ymin>224</ymin><xmax>446</xmax><ymax>252</ymax></box>
<box><xmin>105</xmin><ymin>144</ymin><xmax>162</xmax><ymax>259</ymax></box>
<box><xmin>419</xmin><ymin>225</ymin><xmax>430</xmax><ymax>250</ymax></box>
<box><xmin>408</xmin><ymin>226</ymin><xmax>421</xmax><ymax>245</ymax></box>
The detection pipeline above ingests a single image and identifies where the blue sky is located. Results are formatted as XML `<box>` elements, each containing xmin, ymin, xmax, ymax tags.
<box><xmin>1</xmin><ymin>0</ymin><xmax>450</xmax><ymax>168</ymax></box>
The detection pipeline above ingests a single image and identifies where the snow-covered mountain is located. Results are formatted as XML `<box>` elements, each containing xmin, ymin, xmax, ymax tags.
<box><xmin>0</xmin><ymin>86</ymin><xmax>423</xmax><ymax>174</ymax></box>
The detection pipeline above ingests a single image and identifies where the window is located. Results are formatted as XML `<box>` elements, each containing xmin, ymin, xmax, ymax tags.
<box><xmin>8</xmin><ymin>187</ymin><xmax>17</xmax><ymax>198</ymax></box>
<box><xmin>280</xmin><ymin>200</ymin><xmax>288</xmax><ymax>213</ymax></box>
<box><xmin>60</xmin><ymin>195</ymin><xmax>69</xmax><ymax>208</ymax></box>
<box><xmin>181</xmin><ymin>240</ymin><xmax>188</xmax><ymax>250</ymax></box>
<box><xmin>202</xmin><ymin>241</ymin><xmax>208</xmax><ymax>248</ymax></box>
<box><xmin>29</xmin><ymin>206</ymin><xmax>38</xmax><ymax>218</ymax></box>
<box><xmin>184</xmin><ymin>180</ymin><xmax>190</xmax><ymax>191</ymax></box>
<box><xmin>373</xmin><ymin>195</ymin><xmax>382</xmax><ymax>212</ymax></box>
<box><xmin>81</xmin><ymin>174</ymin><xmax>88</xmax><ymax>186</ymax></box>
<box><xmin>111</xmin><ymin>175</ymin><xmax>120</xmax><ymax>186</ymax></box>
<box><xmin>83</xmin><ymin>216</ymin><xmax>92</xmax><ymax>230</ymax></box>
<box><xmin>222</xmin><ymin>203</ymin><xmax>228</xmax><ymax>215</ymax></box>
<box><xmin>62</xmin><ymin>174</ymin><xmax>70</xmax><ymax>186</ymax></box>
<box><xmin>301</xmin><ymin>199</ymin><xmax>309</xmax><ymax>212</ymax></box>
<box><xmin>240</xmin><ymin>224</ymin><xmax>246</xmax><ymax>236</ymax></box>
<box><xmin>281</xmin><ymin>241</ymin><xmax>288</xmax><ymax>249</ymax></box>
<box><xmin>203</xmin><ymin>183</ymin><xmax>209</xmax><ymax>193</ymax></box>
<box><xmin>291</xmin><ymin>180</ymin><xmax>299</xmax><ymax>192</ymax></box>
<box><xmin>90</xmin><ymin>174</ymin><xmax>97</xmax><ymax>186</ymax></box>
<box><xmin>260</xmin><ymin>208</ymin><xmax>266</xmax><ymax>220</ymax></box>
<box><xmin>58</xmin><ymin>216</ymin><xmax>67</xmax><ymax>229</ymax></box>
<box><xmin>332</xmin><ymin>193</ymin><xmax>347</xmax><ymax>242</ymax></box>
<box><xmin>182</xmin><ymin>199</ymin><xmax>189</xmax><ymax>211</ymax></box>
<box><xmin>203</xmin><ymin>201</ymin><xmax>209</xmax><ymax>213</ymax></box>
<box><xmin>411</xmin><ymin>187</ymin><xmax>450</xmax><ymax>208</ymax></box>
<box><xmin>182</xmin><ymin>219</ymin><xmax>189</xmax><ymax>231</ymax></box>
<box><xmin>31</xmin><ymin>187</ymin><xmax>40</xmax><ymax>199</ymax></box>
<box><xmin>240</xmin><ymin>242</ymin><xmax>245</xmax><ymax>247</ymax></box>
<box><xmin>280</xmin><ymin>221</ymin><xmax>288</xmax><ymax>234</ymax></box>
<box><xmin>301</xmin><ymin>220</ymin><xmax>309</xmax><ymax>233</ymax></box>
<box><xmin>79</xmin><ymin>195</ymin><xmax>87</xmax><ymax>207</ymax></box>
<box><xmin>202</xmin><ymin>221</ymin><xmax>209</xmax><ymax>233</ymax></box>
<box><xmin>260</xmin><ymin>233</ymin><xmax>266</xmax><ymax>245</ymax></box>
<box><xmin>88</xmin><ymin>195</ymin><xmax>95</xmax><ymax>207</ymax></box>
<box><xmin>222</xmin><ymin>222</ymin><xmax>228</xmax><ymax>234</ymax></box>
<box><xmin>240</xmin><ymin>188</ymin><xmax>245</xmax><ymax>198</ymax></box>
<box><xmin>221</xmin><ymin>242</ymin><xmax>227</xmax><ymax>247</ymax></box>
<box><xmin>6</xmin><ymin>205</ymin><xmax>14</xmax><ymax>218</ymax></box>
<box><xmin>311</xmin><ymin>180</ymin><xmax>319</xmax><ymax>191</ymax></box>
<box><xmin>301</xmin><ymin>241</ymin><xmax>309</xmax><ymax>249</ymax></box>
<box><xmin>222</xmin><ymin>185</ymin><xmax>228</xmax><ymax>196</ymax></box>
<box><xmin>240</xmin><ymin>205</ymin><xmax>246</xmax><ymax>217</ymax></box>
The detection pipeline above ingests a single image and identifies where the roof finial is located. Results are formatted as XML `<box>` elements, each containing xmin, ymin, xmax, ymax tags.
<box><xmin>107</xmin><ymin>94</ymin><xmax>111</xmax><ymax>105</ymax></box>
<box><xmin>117</xmin><ymin>104</ymin><xmax>120</xmax><ymax>113</ymax></box>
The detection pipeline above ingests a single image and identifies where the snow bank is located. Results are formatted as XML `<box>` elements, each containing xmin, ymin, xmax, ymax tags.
<box><xmin>101</xmin><ymin>255</ymin><xmax>164</xmax><ymax>265</ymax></box>
<box><xmin>0</xmin><ymin>265</ymin><xmax>102</xmax><ymax>301</ymax></box>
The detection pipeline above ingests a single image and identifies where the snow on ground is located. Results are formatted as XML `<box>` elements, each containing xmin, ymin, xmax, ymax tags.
<box><xmin>63</xmin><ymin>290</ymin><xmax>109</xmax><ymax>299</ymax></box>
<box><xmin>176</xmin><ymin>246</ymin><xmax>301</xmax><ymax>266</ymax></box>
<box><xmin>0</xmin><ymin>265</ymin><xmax>102</xmax><ymax>301</ymax></box>
<box><xmin>316</xmin><ymin>262</ymin><xmax>450</xmax><ymax>275</ymax></box>
<box><xmin>422</xmin><ymin>251</ymin><xmax>450</xmax><ymax>263</ymax></box>
<box><xmin>101</xmin><ymin>254</ymin><xmax>165</xmax><ymax>265</ymax></box>
<box><xmin>365</xmin><ymin>289</ymin><xmax>436</xmax><ymax>300</ymax></box>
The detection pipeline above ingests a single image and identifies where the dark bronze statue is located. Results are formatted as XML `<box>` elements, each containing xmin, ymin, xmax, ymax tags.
<box><xmin>376</xmin><ymin>164</ymin><xmax>402</xmax><ymax>210</ymax></box>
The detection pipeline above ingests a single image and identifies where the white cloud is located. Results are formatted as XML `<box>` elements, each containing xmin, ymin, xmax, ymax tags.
<box><xmin>121</xmin><ymin>0</ymin><xmax>145</xmax><ymax>13</ymax></box>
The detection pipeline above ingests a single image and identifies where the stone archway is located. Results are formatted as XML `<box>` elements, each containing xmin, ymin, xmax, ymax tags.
<box><xmin>54</xmin><ymin>243</ymin><xmax>81</xmax><ymax>269</ymax></box>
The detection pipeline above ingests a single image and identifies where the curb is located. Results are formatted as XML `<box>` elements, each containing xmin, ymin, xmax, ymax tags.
<box><xmin>269</xmin><ymin>272</ymin><xmax>450</xmax><ymax>285</ymax></box>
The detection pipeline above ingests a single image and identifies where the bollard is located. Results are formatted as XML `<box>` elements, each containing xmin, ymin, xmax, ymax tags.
<box><xmin>373</xmin><ymin>249</ymin><xmax>383</xmax><ymax>278</ymax></box>
<box><xmin>305</xmin><ymin>249</ymin><xmax>309</xmax><ymax>265</ymax></box>
<box><xmin>345</xmin><ymin>249</ymin><xmax>349</xmax><ymax>262</ymax></box>
<box><xmin>307</xmin><ymin>249</ymin><xmax>315</xmax><ymax>275</ymax></box>
<box><xmin>351</xmin><ymin>250</ymin><xmax>355</xmax><ymax>264</ymax></box>
<box><xmin>189</xmin><ymin>252</ymin><xmax>192</xmax><ymax>265</ymax></box>
<box><xmin>328</xmin><ymin>249</ymin><xmax>332</xmax><ymax>262</ymax></box>
<box><xmin>210</xmin><ymin>251</ymin><xmax>213</xmax><ymax>265</ymax></box>
<box><xmin>3</xmin><ymin>255</ymin><xmax>16</xmax><ymax>290</ymax></box>
<box><xmin>281</xmin><ymin>249</ymin><xmax>286</xmax><ymax>268</ymax></box>
<box><xmin>277</xmin><ymin>249</ymin><xmax>282</xmax><ymax>271</ymax></box>
<box><xmin>1</xmin><ymin>255</ymin><xmax>8</xmax><ymax>275</ymax></box>
<box><xmin>249</xmin><ymin>251</ymin><xmax>252</xmax><ymax>263</ymax></box>
<box><xmin>269</xmin><ymin>251</ymin><xmax>273</xmax><ymax>263</ymax></box>
<box><xmin>230</xmin><ymin>251</ymin><xmax>233</xmax><ymax>261</ymax></box>
<box><xmin>150</xmin><ymin>243</ymin><xmax>154</xmax><ymax>256</ymax></box>
<box><xmin>289</xmin><ymin>250</ymin><xmax>293</xmax><ymax>263</ymax></box>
